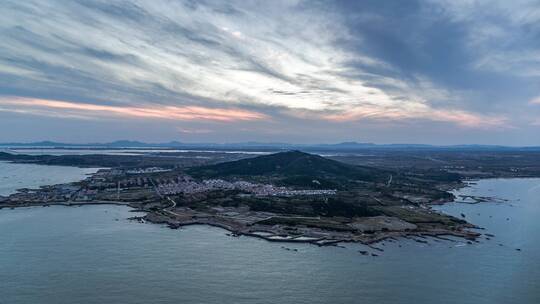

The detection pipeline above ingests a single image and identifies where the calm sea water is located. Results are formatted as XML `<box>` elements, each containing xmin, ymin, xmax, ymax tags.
<box><xmin>0</xmin><ymin>161</ymin><xmax>99</xmax><ymax>196</ymax></box>
<box><xmin>0</xmin><ymin>163</ymin><xmax>539</xmax><ymax>303</ymax></box>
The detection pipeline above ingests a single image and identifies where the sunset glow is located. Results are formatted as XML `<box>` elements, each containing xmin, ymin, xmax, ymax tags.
<box><xmin>0</xmin><ymin>97</ymin><xmax>267</xmax><ymax>122</ymax></box>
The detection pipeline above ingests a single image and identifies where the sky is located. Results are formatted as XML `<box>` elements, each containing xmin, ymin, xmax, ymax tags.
<box><xmin>0</xmin><ymin>0</ymin><xmax>539</xmax><ymax>145</ymax></box>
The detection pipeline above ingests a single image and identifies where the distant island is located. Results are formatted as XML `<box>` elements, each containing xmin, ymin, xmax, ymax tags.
<box><xmin>2</xmin><ymin>140</ymin><xmax>540</xmax><ymax>151</ymax></box>
<box><xmin>1</xmin><ymin>148</ymin><xmax>539</xmax><ymax>246</ymax></box>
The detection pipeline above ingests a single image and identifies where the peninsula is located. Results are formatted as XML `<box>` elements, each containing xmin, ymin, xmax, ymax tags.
<box><xmin>2</xmin><ymin>148</ymin><xmax>539</xmax><ymax>245</ymax></box>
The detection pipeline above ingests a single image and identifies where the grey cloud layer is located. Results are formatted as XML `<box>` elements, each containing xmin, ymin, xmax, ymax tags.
<box><xmin>0</xmin><ymin>0</ymin><xmax>538</xmax><ymax>143</ymax></box>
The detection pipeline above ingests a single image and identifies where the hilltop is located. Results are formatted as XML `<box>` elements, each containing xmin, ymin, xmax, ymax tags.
<box><xmin>187</xmin><ymin>150</ymin><xmax>390</xmax><ymax>189</ymax></box>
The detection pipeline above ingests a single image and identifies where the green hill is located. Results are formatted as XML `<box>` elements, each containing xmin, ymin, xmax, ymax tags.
<box><xmin>187</xmin><ymin>151</ymin><xmax>390</xmax><ymax>188</ymax></box>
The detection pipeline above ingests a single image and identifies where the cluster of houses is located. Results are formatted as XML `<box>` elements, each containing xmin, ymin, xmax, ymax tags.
<box><xmin>2</xmin><ymin>184</ymin><xmax>82</xmax><ymax>204</ymax></box>
<box><xmin>126</xmin><ymin>167</ymin><xmax>172</xmax><ymax>174</ymax></box>
<box><xmin>157</xmin><ymin>178</ymin><xmax>336</xmax><ymax>197</ymax></box>
<box><xmin>0</xmin><ymin>167</ymin><xmax>336</xmax><ymax>206</ymax></box>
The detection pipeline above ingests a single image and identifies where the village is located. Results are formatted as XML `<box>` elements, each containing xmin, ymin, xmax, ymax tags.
<box><xmin>0</xmin><ymin>167</ymin><xmax>337</xmax><ymax>207</ymax></box>
<box><xmin>156</xmin><ymin>177</ymin><xmax>336</xmax><ymax>196</ymax></box>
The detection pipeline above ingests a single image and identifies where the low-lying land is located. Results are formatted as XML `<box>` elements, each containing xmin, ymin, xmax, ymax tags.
<box><xmin>2</xmin><ymin>149</ymin><xmax>539</xmax><ymax>245</ymax></box>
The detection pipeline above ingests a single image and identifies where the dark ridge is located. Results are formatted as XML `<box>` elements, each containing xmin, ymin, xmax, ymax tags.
<box><xmin>187</xmin><ymin>150</ymin><xmax>390</xmax><ymax>184</ymax></box>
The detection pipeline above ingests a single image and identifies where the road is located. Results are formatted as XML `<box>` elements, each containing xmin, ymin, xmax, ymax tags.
<box><xmin>149</xmin><ymin>177</ymin><xmax>178</xmax><ymax>216</ymax></box>
<box><xmin>386</xmin><ymin>174</ymin><xmax>393</xmax><ymax>187</ymax></box>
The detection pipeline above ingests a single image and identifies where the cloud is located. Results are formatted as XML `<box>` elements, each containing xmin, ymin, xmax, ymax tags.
<box><xmin>0</xmin><ymin>1</ymin><xmax>496</xmax><ymax>121</ymax></box>
<box><xmin>291</xmin><ymin>104</ymin><xmax>507</xmax><ymax>129</ymax></box>
<box><xmin>529</xmin><ymin>96</ymin><xmax>540</xmax><ymax>105</ymax></box>
<box><xmin>0</xmin><ymin>96</ymin><xmax>267</xmax><ymax>122</ymax></box>
<box><xmin>0</xmin><ymin>0</ymin><xmax>536</xmax><ymax>144</ymax></box>
<box><xmin>434</xmin><ymin>0</ymin><xmax>540</xmax><ymax>78</ymax></box>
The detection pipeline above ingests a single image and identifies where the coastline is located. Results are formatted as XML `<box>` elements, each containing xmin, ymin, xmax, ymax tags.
<box><xmin>0</xmin><ymin>196</ymin><xmax>481</xmax><ymax>247</ymax></box>
<box><xmin>2</xmin><ymin>153</ymin><xmax>523</xmax><ymax>248</ymax></box>
<box><xmin>138</xmin><ymin>208</ymin><xmax>480</xmax><ymax>246</ymax></box>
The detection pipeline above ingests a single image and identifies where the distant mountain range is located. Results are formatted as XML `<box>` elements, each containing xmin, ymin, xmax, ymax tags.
<box><xmin>1</xmin><ymin>140</ymin><xmax>539</xmax><ymax>151</ymax></box>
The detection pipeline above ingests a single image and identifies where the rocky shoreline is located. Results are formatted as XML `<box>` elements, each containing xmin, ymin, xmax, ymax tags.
<box><xmin>139</xmin><ymin>210</ymin><xmax>480</xmax><ymax>246</ymax></box>
<box><xmin>0</xmin><ymin>195</ymin><xmax>481</xmax><ymax>247</ymax></box>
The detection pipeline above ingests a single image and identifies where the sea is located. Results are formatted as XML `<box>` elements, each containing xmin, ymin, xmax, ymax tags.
<box><xmin>0</xmin><ymin>161</ymin><xmax>538</xmax><ymax>304</ymax></box>
<box><xmin>0</xmin><ymin>161</ymin><xmax>99</xmax><ymax>196</ymax></box>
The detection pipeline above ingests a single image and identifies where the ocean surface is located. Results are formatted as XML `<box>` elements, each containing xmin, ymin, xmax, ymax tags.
<box><xmin>0</xmin><ymin>161</ymin><xmax>99</xmax><ymax>196</ymax></box>
<box><xmin>0</xmin><ymin>163</ymin><xmax>539</xmax><ymax>303</ymax></box>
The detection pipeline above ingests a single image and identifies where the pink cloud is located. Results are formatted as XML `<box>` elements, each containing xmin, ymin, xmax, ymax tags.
<box><xmin>320</xmin><ymin>105</ymin><xmax>508</xmax><ymax>128</ymax></box>
<box><xmin>0</xmin><ymin>96</ymin><xmax>267</xmax><ymax>122</ymax></box>
<box><xmin>529</xmin><ymin>96</ymin><xmax>540</xmax><ymax>105</ymax></box>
